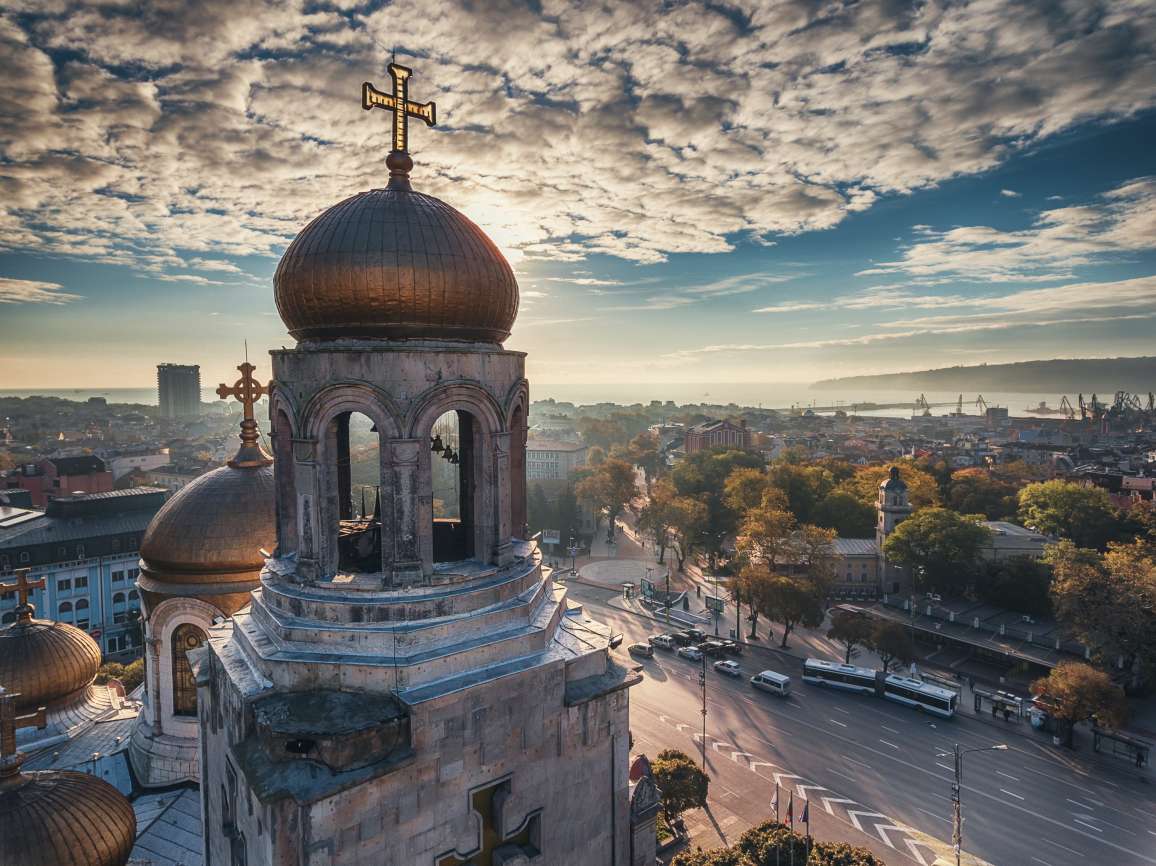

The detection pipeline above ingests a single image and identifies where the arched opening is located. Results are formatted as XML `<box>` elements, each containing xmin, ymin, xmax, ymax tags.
<box><xmin>431</xmin><ymin>409</ymin><xmax>477</xmax><ymax>563</ymax></box>
<box><xmin>329</xmin><ymin>411</ymin><xmax>383</xmax><ymax>574</ymax></box>
<box><xmin>171</xmin><ymin>622</ymin><xmax>207</xmax><ymax>716</ymax></box>
<box><xmin>75</xmin><ymin>598</ymin><xmax>90</xmax><ymax>630</ymax></box>
<box><xmin>510</xmin><ymin>404</ymin><xmax>527</xmax><ymax>539</ymax></box>
<box><xmin>272</xmin><ymin>408</ymin><xmax>297</xmax><ymax>557</ymax></box>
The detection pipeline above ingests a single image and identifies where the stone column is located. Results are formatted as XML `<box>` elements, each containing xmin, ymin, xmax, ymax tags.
<box><xmin>292</xmin><ymin>437</ymin><xmax>320</xmax><ymax>583</ymax></box>
<box><xmin>389</xmin><ymin>439</ymin><xmax>424</xmax><ymax>585</ymax></box>
<box><xmin>147</xmin><ymin>634</ymin><xmax>163</xmax><ymax>735</ymax></box>
<box><xmin>493</xmin><ymin>431</ymin><xmax>513</xmax><ymax>566</ymax></box>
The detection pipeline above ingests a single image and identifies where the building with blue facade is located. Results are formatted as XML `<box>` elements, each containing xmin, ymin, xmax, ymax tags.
<box><xmin>0</xmin><ymin>487</ymin><xmax>167</xmax><ymax>657</ymax></box>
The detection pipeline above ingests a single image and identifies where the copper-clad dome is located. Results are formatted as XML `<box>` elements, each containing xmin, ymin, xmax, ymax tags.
<box><xmin>274</xmin><ymin>187</ymin><xmax>519</xmax><ymax>342</ymax></box>
<box><xmin>0</xmin><ymin>617</ymin><xmax>102</xmax><ymax>713</ymax></box>
<box><xmin>0</xmin><ymin>770</ymin><xmax>136</xmax><ymax>866</ymax></box>
<box><xmin>138</xmin><ymin>461</ymin><xmax>275</xmax><ymax>610</ymax></box>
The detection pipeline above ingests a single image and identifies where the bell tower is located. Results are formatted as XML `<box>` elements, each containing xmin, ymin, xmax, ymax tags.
<box><xmin>876</xmin><ymin>465</ymin><xmax>913</xmax><ymax>594</ymax></box>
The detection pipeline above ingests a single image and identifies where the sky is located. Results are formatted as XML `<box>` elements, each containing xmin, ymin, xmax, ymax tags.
<box><xmin>1</xmin><ymin>0</ymin><xmax>1155</xmax><ymax>391</ymax></box>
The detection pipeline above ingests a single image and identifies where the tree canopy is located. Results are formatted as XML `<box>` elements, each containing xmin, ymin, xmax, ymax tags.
<box><xmin>575</xmin><ymin>457</ymin><xmax>637</xmax><ymax>532</ymax></box>
<box><xmin>812</xmin><ymin>489</ymin><xmax>877</xmax><ymax>537</ymax></box>
<box><xmin>947</xmin><ymin>468</ymin><xmax>1019</xmax><ymax>520</ymax></box>
<box><xmin>652</xmin><ymin>748</ymin><xmax>709</xmax><ymax>826</ymax></box>
<box><xmin>868</xmin><ymin>620</ymin><xmax>914</xmax><ymax>673</ymax></box>
<box><xmin>838</xmin><ymin>462</ymin><xmax>941</xmax><ymax>510</ymax></box>
<box><xmin>672</xmin><ymin>820</ymin><xmax>886</xmax><ymax>866</ymax></box>
<box><xmin>828</xmin><ymin>609</ymin><xmax>874</xmax><ymax>663</ymax></box>
<box><xmin>1032</xmin><ymin>661</ymin><xmax>1127</xmax><ymax>744</ymax></box>
<box><xmin>881</xmin><ymin>507</ymin><xmax>991</xmax><ymax>595</ymax></box>
<box><xmin>1017</xmin><ymin>480</ymin><xmax>1119</xmax><ymax>549</ymax></box>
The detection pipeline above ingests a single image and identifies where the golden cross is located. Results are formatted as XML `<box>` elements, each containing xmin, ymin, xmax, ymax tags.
<box><xmin>436</xmin><ymin>778</ymin><xmax>540</xmax><ymax>866</ymax></box>
<box><xmin>0</xmin><ymin>688</ymin><xmax>47</xmax><ymax>771</ymax></box>
<box><xmin>363</xmin><ymin>62</ymin><xmax>437</xmax><ymax>155</ymax></box>
<box><xmin>216</xmin><ymin>361</ymin><xmax>268</xmax><ymax>423</ymax></box>
<box><xmin>0</xmin><ymin>567</ymin><xmax>44</xmax><ymax>618</ymax></box>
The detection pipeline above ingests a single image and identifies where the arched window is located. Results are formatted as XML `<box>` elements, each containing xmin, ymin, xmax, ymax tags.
<box><xmin>1</xmin><ymin>612</ymin><xmax>15</xmax><ymax>624</ymax></box>
<box><xmin>171</xmin><ymin>623</ymin><xmax>207</xmax><ymax>716</ymax></box>
<box><xmin>112</xmin><ymin>592</ymin><xmax>126</xmax><ymax>606</ymax></box>
<box><xmin>128</xmin><ymin>589</ymin><xmax>139</xmax><ymax>602</ymax></box>
<box><xmin>509</xmin><ymin>404</ymin><xmax>527</xmax><ymax>538</ymax></box>
<box><xmin>329</xmin><ymin>411</ymin><xmax>382</xmax><ymax>575</ymax></box>
<box><xmin>75</xmin><ymin>597</ymin><xmax>90</xmax><ymax>629</ymax></box>
<box><xmin>58</xmin><ymin>601</ymin><xmax>73</xmax><ymax>621</ymax></box>
<box><xmin>431</xmin><ymin>409</ymin><xmax>477</xmax><ymax>563</ymax></box>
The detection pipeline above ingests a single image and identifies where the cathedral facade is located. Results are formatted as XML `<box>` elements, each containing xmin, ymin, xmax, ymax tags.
<box><xmin>195</xmin><ymin>64</ymin><xmax>640</xmax><ymax>866</ymax></box>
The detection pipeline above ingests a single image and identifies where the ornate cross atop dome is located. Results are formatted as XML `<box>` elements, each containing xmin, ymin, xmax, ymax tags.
<box><xmin>217</xmin><ymin>358</ymin><xmax>273</xmax><ymax>469</ymax></box>
<box><xmin>363</xmin><ymin>62</ymin><xmax>437</xmax><ymax>183</ymax></box>
<box><xmin>0</xmin><ymin>568</ymin><xmax>44</xmax><ymax>623</ymax></box>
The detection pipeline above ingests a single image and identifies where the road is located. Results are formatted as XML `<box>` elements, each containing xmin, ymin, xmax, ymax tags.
<box><xmin>569</xmin><ymin>582</ymin><xmax>1156</xmax><ymax>866</ymax></box>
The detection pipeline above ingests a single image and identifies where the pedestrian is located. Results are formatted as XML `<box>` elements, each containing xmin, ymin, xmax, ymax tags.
<box><xmin>969</xmin><ymin>677</ymin><xmax>975</xmax><ymax>691</ymax></box>
<box><xmin>1137</xmin><ymin>750</ymin><xmax>1144</xmax><ymax>769</ymax></box>
<box><xmin>1004</xmin><ymin>708</ymin><xmax>1011</xmax><ymax>723</ymax></box>
<box><xmin>992</xmin><ymin>703</ymin><xmax>998</xmax><ymax>719</ymax></box>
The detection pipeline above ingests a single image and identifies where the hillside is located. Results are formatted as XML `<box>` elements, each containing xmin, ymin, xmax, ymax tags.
<box><xmin>811</xmin><ymin>357</ymin><xmax>1156</xmax><ymax>394</ymax></box>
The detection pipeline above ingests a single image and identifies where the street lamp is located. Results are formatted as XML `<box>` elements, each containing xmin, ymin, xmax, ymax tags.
<box><xmin>567</xmin><ymin>535</ymin><xmax>578</xmax><ymax>576</ymax></box>
<box><xmin>939</xmin><ymin>743</ymin><xmax>1008</xmax><ymax>866</ymax></box>
<box><xmin>699</xmin><ymin>652</ymin><xmax>708</xmax><ymax>771</ymax></box>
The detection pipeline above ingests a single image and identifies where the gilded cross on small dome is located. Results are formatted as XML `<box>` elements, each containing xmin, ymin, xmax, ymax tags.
<box><xmin>362</xmin><ymin>62</ymin><xmax>437</xmax><ymax>184</ymax></box>
<box><xmin>0</xmin><ymin>686</ymin><xmax>47</xmax><ymax>776</ymax></box>
<box><xmin>217</xmin><ymin>358</ymin><xmax>273</xmax><ymax>469</ymax></box>
<box><xmin>0</xmin><ymin>568</ymin><xmax>45</xmax><ymax>623</ymax></box>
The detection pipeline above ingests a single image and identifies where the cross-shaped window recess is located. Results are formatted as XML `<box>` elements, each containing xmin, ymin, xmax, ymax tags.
<box><xmin>436</xmin><ymin>777</ymin><xmax>541</xmax><ymax>866</ymax></box>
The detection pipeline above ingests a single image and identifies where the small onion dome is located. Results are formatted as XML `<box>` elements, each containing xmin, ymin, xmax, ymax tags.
<box><xmin>138</xmin><ymin>459</ymin><xmax>275</xmax><ymax>617</ymax></box>
<box><xmin>274</xmin><ymin>187</ymin><xmax>519</xmax><ymax>343</ymax></box>
<box><xmin>0</xmin><ymin>770</ymin><xmax>136</xmax><ymax>866</ymax></box>
<box><xmin>0</xmin><ymin>614</ymin><xmax>102</xmax><ymax>713</ymax></box>
<box><xmin>880</xmin><ymin>465</ymin><xmax>907</xmax><ymax>491</ymax></box>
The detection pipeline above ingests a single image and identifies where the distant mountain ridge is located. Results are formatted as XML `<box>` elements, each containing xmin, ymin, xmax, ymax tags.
<box><xmin>811</xmin><ymin>357</ymin><xmax>1156</xmax><ymax>394</ymax></box>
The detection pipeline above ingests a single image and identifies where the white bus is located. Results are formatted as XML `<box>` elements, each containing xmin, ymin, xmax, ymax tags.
<box><xmin>882</xmin><ymin>675</ymin><xmax>958</xmax><ymax>718</ymax></box>
<box><xmin>802</xmin><ymin>659</ymin><xmax>878</xmax><ymax>694</ymax></box>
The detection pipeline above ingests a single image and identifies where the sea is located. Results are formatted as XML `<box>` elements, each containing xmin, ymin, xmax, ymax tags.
<box><xmin>0</xmin><ymin>384</ymin><xmax>1082</xmax><ymax>420</ymax></box>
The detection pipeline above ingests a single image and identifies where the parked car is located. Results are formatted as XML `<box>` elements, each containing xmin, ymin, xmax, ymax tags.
<box><xmin>713</xmin><ymin>659</ymin><xmax>742</xmax><ymax>677</ymax></box>
<box><xmin>628</xmin><ymin>642</ymin><xmax>655</xmax><ymax>658</ymax></box>
<box><xmin>698</xmin><ymin>640</ymin><xmax>729</xmax><ymax>658</ymax></box>
<box><xmin>671</xmin><ymin>631</ymin><xmax>696</xmax><ymax>647</ymax></box>
<box><xmin>682</xmin><ymin>627</ymin><xmax>706</xmax><ymax>642</ymax></box>
<box><xmin>649</xmin><ymin>634</ymin><xmax>676</xmax><ymax>650</ymax></box>
<box><xmin>677</xmin><ymin>646</ymin><xmax>704</xmax><ymax>662</ymax></box>
<box><xmin>718</xmin><ymin>639</ymin><xmax>743</xmax><ymax>656</ymax></box>
<box><xmin>750</xmin><ymin>669</ymin><xmax>791</xmax><ymax>697</ymax></box>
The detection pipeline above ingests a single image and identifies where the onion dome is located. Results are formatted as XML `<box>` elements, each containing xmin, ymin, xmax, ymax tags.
<box><xmin>880</xmin><ymin>465</ymin><xmax>907</xmax><ymax>491</ymax></box>
<box><xmin>0</xmin><ymin>603</ymin><xmax>101</xmax><ymax>714</ymax></box>
<box><xmin>273</xmin><ymin>186</ymin><xmax>519</xmax><ymax>343</ymax></box>
<box><xmin>1</xmin><ymin>689</ymin><xmax>136</xmax><ymax>866</ymax></box>
<box><xmin>138</xmin><ymin>365</ymin><xmax>275</xmax><ymax>617</ymax></box>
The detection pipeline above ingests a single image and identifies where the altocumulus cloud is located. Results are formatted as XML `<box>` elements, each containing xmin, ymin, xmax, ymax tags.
<box><xmin>0</xmin><ymin>0</ymin><xmax>1154</xmax><ymax>284</ymax></box>
<box><xmin>0</xmin><ymin>277</ymin><xmax>82</xmax><ymax>304</ymax></box>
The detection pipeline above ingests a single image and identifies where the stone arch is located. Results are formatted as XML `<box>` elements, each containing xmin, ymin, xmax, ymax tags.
<box><xmin>504</xmin><ymin>380</ymin><xmax>530</xmax><ymax>539</ymax></box>
<box><xmin>406</xmin><ymin>381</ymin><xmax>504</xmax><ymax>440</ymax></box>
<box><xmin>146</xmin><ymin>596</ymin><xmax>222</xmax><ymax>733</ymax></box>
<box><xmin>171</xmin><ymin>622</ymin><xmax>206</xmax><ymax>716</ymax></box>
<box><xmin>270</xmin><ymin>402</ymin><xmax>298</xmax><ymax>557</ymax></box>
<box><xmin>302</xmin><ymin>382</ymin><xmax>403</xmax><ymax>441</ymax></box>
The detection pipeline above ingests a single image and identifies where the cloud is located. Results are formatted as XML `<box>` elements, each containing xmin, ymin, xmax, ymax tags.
<box><xmin>1000</xmin><ymin>189</ymin><xmax>1022</xmax><ymax>198</ymax></box>
<box><xmin>0</xmin><ymin>276</ymin><xmax>82</xmax><ymax>304</ymax></box>
<box><xmin>0</xmin><ymin>0</ymin><xmax>1153</xmax><ymax>282</ymax></box>
<box><xmin>754</xmin><ymin>286</ymin><xmax>973</xmax><ymax>314</ymax></box>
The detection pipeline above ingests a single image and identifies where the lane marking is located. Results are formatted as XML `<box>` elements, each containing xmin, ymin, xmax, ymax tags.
<box><xmin>999</xmin><ymin>788</ymin><xmax>1025</xmax><ymax>801</ymax></box>
<box><xmin>1074</xmin><ymin>819</ymin><xmax>1102</xmax><ymax>833</ymax></box>
<box><xmin>829</xmin><ymin>718</ymin><xmax>848</xmax><ymax>728</ymax></box>
<box><xmin>1066</xmin><ymin>799</ymin><xmax>1093</xmax><ymax>811</ymax></box>
<box><xmin>882</xmin><ymin>725</ymin><xmax>900</xmax><ymax>734</ymax></box>
<box><xmin>1044</xmin><ymin>839</ymin><xmax>1083</xmax><ymax>856</ymax></box>
<box><xmin>916</xmin><ymin>807</ymin><xmax>948</xmax><ymax>824</ymax></box>
<box><xmin>1031</xmin><ymin>858</ymin><xmax>1054</xmax><ymax>866</ymax></box>
<box><xmin>879</xmin><ymin>739</ymin><xmax>899</xmax><ymax>749</ymax></box>
<box><xmin>935</xmin><ymin>762</ymin><xmax>953</xmax><ymax>773</ymax></box>
<box><xmin>996</xmin><ymin>770</ymin><xmax>1020</xmax><ymax>782</ymax></box>
<box><xmin>827</xmin><ymin>768</ymin><xmax>856</xmax><ymax>782</ymax></box>
<box><xmin>843</xmin><ymin>755</ymin><xmax>872</xmax><ymax>769</ymax></box>
<box><xmin>833</xmin><ymin>706</ymin><xmax>850</xmax><ymax>714</ymax></box>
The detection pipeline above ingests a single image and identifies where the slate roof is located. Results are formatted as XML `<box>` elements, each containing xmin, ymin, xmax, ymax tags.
<box><xmin>131</xmin><ymin>787</ymin><xmax>204</xmax><ymax>866</ymax></box>
<box><xmin>832</xmin><ymin>538</ymin><xmax>878</xmax><ymax>557</ymax></box>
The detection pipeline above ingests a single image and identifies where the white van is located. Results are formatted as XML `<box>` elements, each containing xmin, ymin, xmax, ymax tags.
<box><xmin>750</xmin><ymin>670</ymin><xmax>791</xmax><ymax>697</ymax></box>
<box><xmin>649</xmin><ymin>634</ymin><xmax>676</xmax><ymax>650</ymax></box>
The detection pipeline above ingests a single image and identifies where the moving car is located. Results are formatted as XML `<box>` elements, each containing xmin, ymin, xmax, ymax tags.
<box><xmin>718</xmin><ymin>639</ymin><xmax>742</xmax><ymax>656</ymax></box>
<box><xmin>628</xmin><ymin>642</ymin><xmax>655</xmax><ymax>658</ymax></box>
<box><xmin>682</xmin><ymin>628</ymin><xmax>707</xmax><ymax>642</ymax></box>
<box><xmin>698</xmin><ymin>640</ymin><xmax>729</xmax><ymax>658</ymax></box>
<box><xmin>649</xmin><ymin>634</ymin><xmax>676</xmax><ymax>650</ymax></box>
<box><xmin>671</xmin><ymin>631</ymin><xmax>696</xmax><ymax>647</ymax></box>
<box><xmin>677</xmin><ymin>646</ymin><xmax>704</xmax><ymax>662</ymax></box>
<box><xmin>713</xmin><ymin>659</ymin><xmax>741</xmax><ymax>677</ymax></box>
<box><xmin>750</xmin><ymin>670</ymin><xmax>791</xmax><ymax>697</ymax></box>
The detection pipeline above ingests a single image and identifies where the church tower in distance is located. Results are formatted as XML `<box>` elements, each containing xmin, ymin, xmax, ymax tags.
<box><xmin>195</xmin><ymin>63</ymin><xmax>640</xmax><ymax>866</ymax></box>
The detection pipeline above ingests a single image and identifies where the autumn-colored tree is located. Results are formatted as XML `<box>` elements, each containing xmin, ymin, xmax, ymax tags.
<box><xmin>745</xmin><ymin>567</ymin><xmax>825</xmax><ymax>648</ymax></box>
<box><xmin>838</xmin><ymin>462</ymin><xmax>941</xmax><ymax>509</ymax></box>
<box><xmin>1032</xmin><ymin>662</ymin><xmax>1128</xmax><ymax>746</ymax></box>
<box><xmin>575</xmin><ymin>457</ymin><xmax>637</xmax><ymax>534</ymax></box>
<box><xmin>882</xmin><ymin>507</ymin><xmax>991</xmax><ymax>596</ymax></box>
<box><xmin>723</xmin><ymin>467</ymin><xmax>771</xmax><ymax>514</ymax></box>
<box><xmin>638</xmin><ymin>478</ymin><xmax>676</xmax><ymax>563</ymax></box>
<box><xmin>1047</xmin><ymin>539</ymin><xmax>1156</xmax><ymax>688</ymax></box>
<box><xmin>627</xmin><ymin>431</ymin><xmax>663</xmax><ymax>490</ymax></box>
<box><xmin>652</xmin><ymin>749</ymin><xmax>709</xmax><ymax>828</ymax></box>
<box><xmin>947</xmin><ymin>468</ymin><xmax>1019</xmax><ymax>520</ymax></box>
<box><xmin>586</xmin><ymin>445</ymin><xmax>606</xmax><ymax>466</ymax></box>
<box><xmin>1018</xmin><ymin>480</ymin><xmax>1120</xmax><ymax>549</ymax></box>
<box><xmin>828</xmin><ymin>609</ymin><xmax>874</xmax><ymax>664</ymax></box>
<box><xmin>667</xmin><ymin>495</ymin><xmax>710</xmax><ymax>572</ymax></box>
<box><xmin>868</xmin><ymin>620</ymin><xmax>914</xmax><ymax>672</ymax></box>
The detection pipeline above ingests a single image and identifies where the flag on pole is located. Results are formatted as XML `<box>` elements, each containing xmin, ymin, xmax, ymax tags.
<box><xmin>771</xmin><ymin>783</ymin><xmax>779</xmax><ymax>823</ymax></box>
<box><xmin>787</xmin><ymin>792</ymin><xmax>794</xmax><ymax>830</ymax></box>
<box><xmin>802</xmin><ymin>798</ymin><xmax>810</xmax><ymax>835</ymax></box>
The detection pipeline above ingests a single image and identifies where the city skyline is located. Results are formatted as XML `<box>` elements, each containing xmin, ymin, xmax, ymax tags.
<box><xmin>2</xmin><ymin>1</ymin><xmax>1155</xmax><ymax>390</ymax></box>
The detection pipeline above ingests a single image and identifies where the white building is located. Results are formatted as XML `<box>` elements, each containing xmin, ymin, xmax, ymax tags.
<box><xmin>527</xmin><ymin>438</ymin><xmax>588</xmax><ymax>480</ymax></box>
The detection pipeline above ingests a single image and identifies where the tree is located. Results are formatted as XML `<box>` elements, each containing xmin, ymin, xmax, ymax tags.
<box><xmin>673</xmin><ymin>820</ymin><xmax>886</xmax><ymax>866</ymax></box>
<box><xmin>735</xmin><ymin>501</ymin><xmax>798</xmax><ymax>573</ymax></box>
<box><xmin>667</xmin><ymin>494</ymin><xmax>709</xmax><ymax>572</ymax></box>
<box><xmin>673</xmin><ymin>448</ymin><xmax>766</xmax><ymax>562</ymax></box>
<box><xmin>839</xmin><ymin>462</ymin><xmax>941</xmax><ymax>509</ymax></box>
<box><xmin>575</xmin><ymin>457</ymin><xmax>637</xmax><ymax>534</ymax></box>
<box><xmin>1018</xmin><ymin>480</ymin><xmax>1120</xmax><ymax>549</ymax></box>
<box><xmin>882</xmin><ymin>507</ymin><xmax>991</xmax><ymax>596</ymax></box>
<box><xmin>652</xmin><ymin>748</ymin><xmax>709</xmax><ymax>828</ymax></box>
<box><xmin>627</xmin><ymin>431</ymin><xmax>662</xmax><ymax>490</ymax></box>
<box><xmin>766</xmin><ymin>461</ymin><xmax>835</xmax><ymax>523</ymax></box>
<box><xmin>586</xmin><ymin>445</ymin><xmax>606</xmax><ymax>466</ymax></box>
<box><xmin>746</xmin><ymin>568</ymin><xmax>825</xmax><ymax>648</ymax></box>
<box><xmin>527</xmin><ymin>484</ymin><xmax>552</xmax><ymax>535</ymax></box>
<box><xmin>812</xmin><ymin>490</ymin><xmax>876</xmax><ymax>537</ymax></box>
<box><xmin>947</xmin><ymin>468</ymin><xmax>1019</xmax><ymax>520</ymax></box>
<box><xmin>723</xmin><ymin>467</ymin><xmax>770</xmax><ymax>514</ymax></box>
<box><xmin>1047</xmin><ymin>539</ymin><xmax>1156</xmax><ymax>688</ymax></box>
<box><xmin>974</xmin><ymin>555</ymin><xmax>1053</xmax><ymax>617</ymax></box>
<box><xmin>1032</xmin><ymin>662</ymin><xmax>1127</xmax><ymax>746</ymax></box>
<box><xmin>868</xmin><ymin>620</ymin><xmax>914</xmax><ymax>672</ymax></box>
<box><xmin>828</xmin><ymin>609</ymin><xmax>874</xmax><ymax>664</ymax></box>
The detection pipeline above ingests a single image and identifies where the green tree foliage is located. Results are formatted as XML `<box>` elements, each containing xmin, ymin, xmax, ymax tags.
<box><xmin>828</xmin><ymin>609</ymin><xmax>874</xmax><ymax>663</ymax></box>
<box><xmin>1032</xmin><ymin>661</ymin><xmax>1128</xmax><ymax>745</ymax></box>
<box><xmin>882</xmin><ymin>507</ymin><xmax>991</xmax><ymax>596</ymax></box>
<box><xmin>586</xmin><ymin>445</ymin><xmax>606</xmax><ymax>466</ymax></box>
<box><xmin>812</xmin><ymin>490</ymin><xmax>877</xmax><ymax>537</ymax></box>
<box><xmin>766</xmin><ymin>462</ymin><xmax>835</xmax><ymax>523</ymax></box>
<box><xmin>838</xmin><ymin>462</ymin><xmax>941</xmax><ymax>510</ymax></box>
<box><xmin>638</xmin><ymin>478</ymin><xmax>676</xmax><ymax>564</ymax></box>
<box><xmin>745</xmin><ymin>568</ymin><xmax>826</xmax><ymax>648</ymax></box>
<box><xmin>1047</xmin><ymin>539</ymin><xmax>1156</xmax><ymax>687</ymax></box>
<box><xmin>575</xmin><ymin>457</ymin><xmax>638</xmax><ymax>532</ymax></box>
<box><xmin>673</xmin><ymin>820</ymin><xmax>886</xmax><ymax>866</ymax></box>
<box><xmin>947</xmin><ymin>468</ymin><xmax>1019</xmax><ymax>520</ymax></box>
<box><xmin>724</xmin><ymin>467</ymin><xmax>772</xmax><ymax>514</ymax></box>
<box><xmin>652</xmin><ymin>749</ymin><xmax>709</xmax><ymax>827</ymax></box>
<box><xmin>1017</xmin><ymin>480</ymin><xmax>1119</xmax><ymax>549</ymax></box>
<box><xmin>528</xmin><ymin>484</ymin><xmax>551</xmax><ymax>535</ymax></box>
<box><xmin>627</xmin><ymin>431</ymin><xmax>663</xmax><ymax>489</ymax></box>
<box><xmin>868</xmin><ymin>620</ymin><xmax>914</xmax><ymax>672</ymax></box>
<box><xmin>672</xmin><ymin>449</ymin><xmax>766</xmax><ymax>562</ymax></box>
<box><xmin>974</xmin><ymin>555</ymin><xmax>1053</xmax><ymax>617</ymax></box>
<box><xmin>95</xmin><ymin>658</ymin><xmax>145</xmax><ymax>692</ymax></box>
